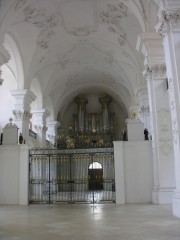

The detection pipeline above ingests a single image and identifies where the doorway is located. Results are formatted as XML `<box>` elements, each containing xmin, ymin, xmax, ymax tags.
<box><xmin>88</xmin><ymin>162</ymin><xmax>103</xmax><ymax>190</ymax></box>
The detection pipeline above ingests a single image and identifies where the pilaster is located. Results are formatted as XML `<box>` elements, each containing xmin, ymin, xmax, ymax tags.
<box><xmin>156</xmin><ymin>1</ymin><xmax>180</xmax><ymax>217</ymax></box>
<box><xmin>143</xmin><ymin>63</ymin><xmax>175</xmax><ymax>204</ymax></box>
<box><xmin>11</xmin><ymin>90</ymin><xmax>36</xmax><ymax>144</ymax></box>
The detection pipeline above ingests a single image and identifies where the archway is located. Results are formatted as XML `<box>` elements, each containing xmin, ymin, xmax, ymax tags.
<box><xmin>88</xmin><ymin>162</ymin><xmax>103</xmax><ymax>190</ymax></box>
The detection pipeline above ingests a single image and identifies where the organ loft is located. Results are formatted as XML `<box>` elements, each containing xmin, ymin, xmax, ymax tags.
<box><xmin>57</xmin><ymin>95</ymin><xmax>116</xmax><ymax>149</ymax></box>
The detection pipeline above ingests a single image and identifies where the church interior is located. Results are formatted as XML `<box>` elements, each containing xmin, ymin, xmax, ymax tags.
<box><xmin>0</xmin><ymin>0</ymin><xmax>180</xmax><ymax>239</ymax></box>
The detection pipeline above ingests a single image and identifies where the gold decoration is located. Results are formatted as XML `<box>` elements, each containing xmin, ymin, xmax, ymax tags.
<box><xmin>66</xmin><ymin>136</ymin><xmax>75</xmax><ymax>149</ymax></box>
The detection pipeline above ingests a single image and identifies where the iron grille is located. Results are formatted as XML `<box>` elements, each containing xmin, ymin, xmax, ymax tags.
<box><xmin>29</xmin><ymin>148</ymin><xmax>115</xmax><ymax>204</ymax></box>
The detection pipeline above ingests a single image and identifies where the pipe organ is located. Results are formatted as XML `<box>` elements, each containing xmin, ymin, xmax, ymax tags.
<box><xmin>57</xmin><ymin>95</ymin><xmax>116</xmax><ymax>149</ymax></box>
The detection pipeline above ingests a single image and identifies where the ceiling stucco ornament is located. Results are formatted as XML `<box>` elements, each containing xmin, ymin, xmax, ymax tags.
<box><xmin>14</xmin><ymin>0</ymin><xmax>27</xmax><ymax>10</ymax></box>
<box><xmin>59</xmin><ymin>0</ymin><xmax>98</xmax><ymax>37</ymax></box>
<box><xmin>15</xmin><ymin>3</ymin><xmax>62</xmax><ymax>50</ymax></box>
<box><xmin>118</xmin><ymin>34</ymin><xmax>127</xmax><ymax>46</ymax></box>
<box><xmin>57</xmin><ymin>55</ymin><xmax>69</xmax><ymax>70</ymax></box>
<box><xmin>104</xmin><ymin>51</ymin><xmax>117</xmax><ymax>66</ymax></box>
<box><xmin>99</xmin><ymin>2</ymin><xmax>127</xmax><ymax>46</ymax></box>
<box><xmin>99</xmin><ymin>2</ymin><xmax>127</xmax><ymax>24</ymax></box>
<box><xmin>67</xmin><ymin>26</ymin><xmax>96</xmax><ymax>37</ymax></box>
<box><xmin>155</xmin><ymin>9</ymin><xmax>180</xmax><ymax>38</ymax></box>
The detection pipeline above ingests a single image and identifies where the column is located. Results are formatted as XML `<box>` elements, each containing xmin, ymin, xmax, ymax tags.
<box><xmin>33</xmin><ymin>109</ymin><xmax>50</xmax><ymax>147</ymax></box>
<box><xmin>11</xmin><ymin>89</ymin><xmax>36</xmax><ymax>144</ymax></box>
<box><xmin>0</xmin><ymin>45</ymin><xmax>11</xmax><ymax>85</ymax></box>
<box><xmin>143</xmin><ymin>63</ymin><xmax>175</xmax><ymax>204</ymax></box>
<box><xmin>99</xmin><ymin>95</ymin><xmax>112</xmax><ymax>132</ymax></box>
<box><xmin>155</xmin><ymin>0</ymin><xmax>180</xmax><ymax>216</ymax></box>
<box><xmin>74</xmin><ymin>96</ymin><xmax>88</xmax><ymax>133</ymax></box>
<box><xmin>46</xmin><ymin>120</ymin><xmax>60</xmax><ymax>147</ymax></box>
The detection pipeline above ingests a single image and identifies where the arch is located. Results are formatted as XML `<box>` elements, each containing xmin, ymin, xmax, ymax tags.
<box><xmin>54</xmin><ymin>82</ymin><xmax>130</xmax><ymax>120</ymax></box>
<box><xmin>89</xmin><ymin>162</ymin><xmax>102</xmax><ymax>169</ymax></box>
<box><xmin>45</xmin><ymin>96</ymin><xmax>55</xmax><ymax>121</ymax></box>
<box><xmin>4</xmin><ymin>33</ymin><xmax>24</xmax><ymax>89</ymax></box>
<box><xmin>30</xmin><ymin>77</ymin><xmax>43</xmax><ymax>110</ymax></box>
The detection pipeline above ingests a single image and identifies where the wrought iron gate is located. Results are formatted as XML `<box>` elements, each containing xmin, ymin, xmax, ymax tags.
<box><xmin>29</xmin><ymin>148</ymin><xmax>115</xmax><ymax>204</ymax></box>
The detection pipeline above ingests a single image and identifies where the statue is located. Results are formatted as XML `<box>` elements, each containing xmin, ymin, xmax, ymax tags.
<box><xmin>19</xmin><ymin>133</ymin><xmax>23</xmax><ymax>144</ymax></box>
<box><xmin>144</xmin><ymin>128</ymin><xmax>149</xmax><ymax>140</ymax></box>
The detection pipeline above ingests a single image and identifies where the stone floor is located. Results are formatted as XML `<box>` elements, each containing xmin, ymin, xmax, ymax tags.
<box><xmin>0</xmin><ymin>204</ymin><xmax>180</xmax><ymax>240</ymax></box>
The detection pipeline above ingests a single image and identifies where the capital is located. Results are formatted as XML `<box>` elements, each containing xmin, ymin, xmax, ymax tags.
<box><xmin>12</xmin><ymin>110</ymin><xmax>32</xmax><ymax>120</ymax></box>
<box><xmin>155</xmin><ymin>8</ymin><xmax>180</xmax><ymax>38</ymax></box>
<box><xmin>34</xmin><ymin>125</ymin><xmax>48</xmax><ymax>133</ymax></box>
<box><xmin>143</xmin><ymin>64</ymin><xmax>166</xmax><ymax>80</ymax></box>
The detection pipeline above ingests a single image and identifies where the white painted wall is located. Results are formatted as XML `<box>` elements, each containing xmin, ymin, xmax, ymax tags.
<box><xmin>114</xmin><ymin>141</ymin><xmax>153</xmax><ymax>204</ymax></box>
<box><xmin>0</xmin><ymin>141</ymin><xmax>155</xmax><ymax>205</ymax></box>
<box><xmin>0</xmin><ymin>145</ymin><xmax>29</xmax><ymax>205</ymax></box>
<box><xmin>123</xmin><ymin>141</ymin><xmax>153</xmax><ymax>203</ymax></box>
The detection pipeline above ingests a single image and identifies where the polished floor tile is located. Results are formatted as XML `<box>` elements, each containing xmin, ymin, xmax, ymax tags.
<box><xmin>0</xmin><ymin>204</ymin><xmax>180</xmax><ymax>240</ymax></box>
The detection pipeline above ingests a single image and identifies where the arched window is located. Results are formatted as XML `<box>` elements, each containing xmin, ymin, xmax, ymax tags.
<box><xmin>89</xmin><ymin>162</ymin><xmax>102</xmax><ymax>169</ymax></box>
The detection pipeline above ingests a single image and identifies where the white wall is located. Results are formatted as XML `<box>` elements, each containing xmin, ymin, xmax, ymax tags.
<box><xmin>0</xmin><ymin>145</ymin><xmax>29</xmax><ymax>205</ymax></box>
<box><xmin>123</xmin><ymin>142</ymin><xmax>153</xmax><ymax>203</ymax></box>
<box><xmin>114</xmin><ymin>141</ymin><xmax>153</xmax><ymax>204</ymax></box>
<box><xmin>0</xmin><ymin>141</ymin><xmax>153</xmax><ymax>205</ymax></box>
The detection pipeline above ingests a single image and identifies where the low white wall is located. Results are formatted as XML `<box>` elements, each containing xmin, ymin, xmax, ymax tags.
<box><xmin>0</xmin><ymin>145</ymin><xmax>29</xmax><ymax>205</ymax></box>
<box><xmin>0</xmin><ymin>142</ymin><xmax>153</xmax><ymax>205</ymax></box>
<box><xmin>114</xmin><ymin>141</ymin><xmax>153</xmax><ymax>204</ymax></box>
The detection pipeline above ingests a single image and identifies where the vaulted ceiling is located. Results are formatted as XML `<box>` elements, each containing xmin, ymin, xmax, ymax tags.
<box><xmin>0</xmin><ymin>0</ymin><xmax>158</xmax><ymax>119</ymax></box>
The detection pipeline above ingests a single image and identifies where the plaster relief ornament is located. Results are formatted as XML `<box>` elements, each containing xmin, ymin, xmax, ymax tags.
<box><xmin>158</xmin><ymin>109</ymin><xmax>173</xmax><ymax>155</ymax></box>
<box><xmin>57</xmin><ymin>55</ymin><xmax>69</xmax><ymax>70</ymax></box>
<box><xmin>14</xmin><ymin>0</ymin><xmax>27</xmax><ymax>10</ymax></box>
<box><xmin>156</xmin><ymin>9</ymin><xmax>180</xmax><ymax>38</ymax></box>
<box><xmin>99</xmin><ymin>2</ymin><xmax>127</xmax><ymax>24</ymax></box>
<box><xmin>99</xmin><ymin>2</ymin><xmax>127</xmax><ymax>46</ymax></box>
<box><xmin>168</xmin><ymin>78</ymin><xmax>179</xmax><ymax>144</ymax></box>
<box><xmin>15</xmin><ymin>2</ymin><xmax>62</xmax><ymax>50</ymax></box>
<box><xmin>68</xmin><ymin>26</ymin><xmax>96</xmax><ymax>37</ymax></box>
